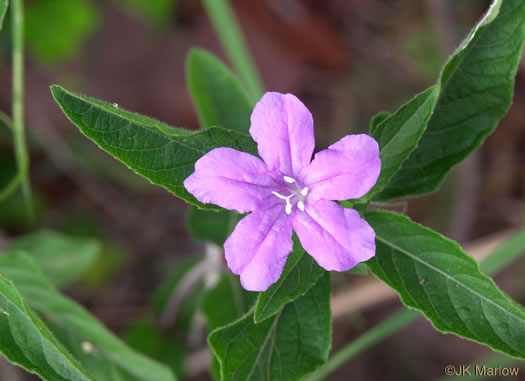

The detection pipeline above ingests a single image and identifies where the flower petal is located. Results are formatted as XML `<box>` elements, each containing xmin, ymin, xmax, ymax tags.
<box><xmin>225</xmin><ymin>205</ymin><xmax>293</xmax><ymax>291</ymax></box>
<box><xmin>292</xmin><ymin>200</ymin><xmax>375</xmax><ymax>271</ymax></box>
<box><xmin>250</xmin><ymin>92</ymin><xmax>315</xmax><ymax>177</ymax></box>
<box><xmin>184</xmin><ymin>147</ymin><xmax>278</xmax><ymax>213</ymax></box>
<box><xmin>301</xmin><ymin>134</ymin><xmax>381</xmax><ymax>201</ymax></box>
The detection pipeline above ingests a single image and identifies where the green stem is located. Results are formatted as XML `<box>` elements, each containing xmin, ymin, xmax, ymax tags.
<box><xmin>0</xmin><ymin>111</ymin><xmax>23</xmax><ymax>202</ymax></box>
<box><xmin>480</xmin><ymin>227</ymin><xmax>525</xmax><ymax>275</ymax></box>
<box><xmin>11</xmin><ymin>0</ymin><xmax>32</xmax><ymax>219</ymax></box>
<box><xmin>307</xmin><ymin>229</ymin><xmax>525</xmax><ymax>380</ymax></box>
<box><xmin>0</xmin><ymin>173</ymin><xmax>22</xmax><ymax>202</ymax></box>
<box><xmin>0</xmin><ymin>110</ymin><xmax>13</xmax><ymax>131</ymax></box>
<box><xmin>201</xmin><ymin>0</ymin><xmax>265</xmax><ymax>100</ymax></box>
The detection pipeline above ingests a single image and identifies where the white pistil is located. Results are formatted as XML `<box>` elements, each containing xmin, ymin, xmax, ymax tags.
<box><xmin>272</xmin><ymin>191</ymin><xmax>288</xmax><ymax>200</ymax></box>
<box><xmin>272</xmin><ymin>176</ymin><xmax>309</xmax><ymax>215</ymax></box>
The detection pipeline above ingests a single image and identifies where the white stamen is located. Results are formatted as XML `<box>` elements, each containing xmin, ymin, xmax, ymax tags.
<box><xmin>272</xmin><ymin>177</ymin><xmax>309</xmax><ymax>215</ymax></box>
<box><xmin>272</xmin><ymin>191</ymin><xmax>289</xmax><ymax>200</ymax></box>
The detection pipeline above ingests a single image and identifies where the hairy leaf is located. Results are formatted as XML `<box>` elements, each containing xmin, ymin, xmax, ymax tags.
<box><xmin>365</xmin><ymin>211</ymin><xmax>525</xmax><ymax>359</ymax></box>
<box><xmin>0</xmin><ymin>252</ymin><xmax>176</xmax><ymax>381</ymax></box>
<box><xmin>7</xmin><ymin>230</ymin><xmax>100</xmax><ymax>288</ymax></box>
<box><xmin>51</xmin><ymin>85</ymin><xmax>257</xmax><ymax>210</ymax></box>
<box><xmin>379</xmin><ymin>0</ymin><xmax>525</xmax><ymax>199</ymax></box>
<box><xmin>209</xmin><ymin>274</ymin><xmax>331</xmax><ymax>381</ymax></box>
<box><xmin>254</xmin><ymin>238</ymin><xmax>324</xmax><ymax>323</ymax></box>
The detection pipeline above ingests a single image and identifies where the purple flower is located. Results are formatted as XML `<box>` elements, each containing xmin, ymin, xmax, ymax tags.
<box><xmin>184</xmin><ymin>92</ymin><xmax>381</xmax><ymax>291</ymax></box>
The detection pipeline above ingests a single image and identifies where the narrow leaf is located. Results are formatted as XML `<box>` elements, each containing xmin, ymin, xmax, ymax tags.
<box><xmin>379</xmin><ymin>0</ymin><xmax>525</xmax><ymax>200</ymax></box>
<box><xmin>361</xmin><ymin>86</ymin><xmax>438</xmax><ymax>201</ymax></box>
<box><xmin>209</xmin><ymin>273</ymin><xmax>331</xmax><ymax>381</ymax></box>
<box><xmin>365</xmin><ymin>210</ymin><xmax>525</xmax><ymax>359</ymax></box>
<box><xmin>187</xmin><ymin>48</ymin><xmax>254</xmax><ymax>132</ymax></box>
<box><xmin>50</xmin><ymin>85</ymin><xmax>257</xmax><ymax>210</ymax></box>
<box><xmin>254</xmin><ymin>238</ymin><xmax>324</xmax><ymax>323</ymax></box>
<box><xmin>0</xmin><ymin>270</ymin><xmax>94</xmax><ymax>381</ymax></box>
<box><xmin>201</xmin><ymin>0</ymin><xmax>265</xmax><ymax>99</ymax></box>
<box><xmin>0</xmin><ymin>252</ymin><xmax>176</xmax><ymax>381</ymax></box>
<box><xmin>7</xmin><ymin>230</ymin><xmax>100</xmax><ymax>288</ymax></box>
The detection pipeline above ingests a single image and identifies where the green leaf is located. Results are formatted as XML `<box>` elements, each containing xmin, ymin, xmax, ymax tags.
<box><xmin>378</xmin><ymin>0</ymin><xmax>525</xmax><ymax>200</ymax></box>
<box><xmin>201</xmin><ymin>271</ymin><xmax>255</xmax><ymax>331</ymax></box>
<box><xmin>254</xmin><ymin>238</ymin><xmax>324</xmax><ymax>323</ymax></box>
<box><xmin>25</xmin><ymin>0</ymin><xmax>98</xmax><ymax>64</ymax></box>
<box><xmin>186</xmin><ymin>208</ymin><xmax>234</xmax><ymax>246</ymax></box>
<box><xmin>187</xmin><ymin>48</ymin><xmax>254</xmax><ymax>132</ymax></box>
<box><xmin>201</xmin><ymin>0</ymin><xmax>265</xmax><ymax>99</ymax></box>
<box><xmin>346</xmin><ymin>262</ymin><xmax>369</xmax><ymax>276</ymax></box>
<box><xmin>201</xmin><ymin>270</ymin><xmax>256</xmax><ymax>381</ymax></box>
<box><xmin>51</xmin><ymin>85</ymin><xmax>258</xmax><ymax>210</ymax></box>
<box><xmin>123</xmin><ymin>320</ymin><xmax>185</xmax><ymax>378</ymax></box>
<box><xmin>209</xmin><ymin>273</ymin><xmax>331</xmax><ymax>381</ymax></box>
<box><xmin>186</xmin><ymin>48</ymin><xmax>253</xmax><ymax>244</ymax></box>
<box><xmin>365</xmin><ymin>210</ymin><xmax>525</xmax><ymax>359</ymax></box>
<box><xmin>360</xmin><ymin>86</ymin><xmax>439</xmax><ymax>201</ymax></box>
<box><xmin>0</xmin><ymin>0</ymin><xmax>7</xmax><ymax>30</ymax></box>
<box><xmin>0</xmin><ymin>269</ymin><xmax>94</xmax><ymax>380</ymax></box>
<box><xmin>7</xmin><ymin>230</ymin><xmax>100</xmax><ymax>288</ymax></box>
<box><xmin>0</xmin><ymin>252</ymin><xmax>176</xmax><ymax>381</ymax></box>
<box><xmin>114</xmin><ymin>0</ymin><xmax>176</xmax><ymax>27</ymax></box>
<box><xmin>368</xmin><ymin>111</ymin><xmax>391</xmax><ymax>136</ymax></box>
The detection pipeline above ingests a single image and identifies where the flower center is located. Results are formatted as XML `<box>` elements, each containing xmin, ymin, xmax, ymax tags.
<box><xmin>271</xmin><ymin>176</ymin><xmax>308</xmax><ymax>215</ymax></box>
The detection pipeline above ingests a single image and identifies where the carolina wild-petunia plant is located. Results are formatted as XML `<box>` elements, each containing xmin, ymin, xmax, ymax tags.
<box><xmin>184</xmin><ymin>92</ymin><xmax>380</xmax><ymax>291</ymax></box>
<box><xmin>49</xmin><ymin>0</ymin><xmax>525</xmax><ymax>378</ymax></box>
<box><xmin>0</xmin><ymin>0</ymin><xmax>524</xmax><ymax>380</ymax></box>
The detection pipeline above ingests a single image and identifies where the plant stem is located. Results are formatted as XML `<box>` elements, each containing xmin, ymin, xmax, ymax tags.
<box><xmin>307</xmin><ymin>229</ymin><xmax>525</xmax><ymax>380</ymax></box>
<box><xmin>201</xmin><ymin>0</ymin><xmax>265</xmax><ymax>100</ymax></box>
<box><xmin>480</xmin><ymin>227</ymin><xmax>525</xmax><ymax>275</ymax></box>
<box><xmin>305</xmin><ymin>309</ymin><xmax>419</xmax><ymax>381</ymax></box>
<box><xmin>0</xmin><ymin>110</ymin><xmax>13</xmax><ymax>131</ymax></box>
<box><xmin>11</xmin><ymin>0</ymin><xmax>32</xmax><ymax>219</ymax></box>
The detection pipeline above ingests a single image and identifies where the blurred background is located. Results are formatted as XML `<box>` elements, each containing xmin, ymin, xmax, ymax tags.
<box><xmin>0</xmin><ymin>0</ymin><xmax>524</xmax><ymax>380</ymax></box>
